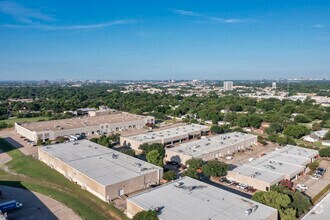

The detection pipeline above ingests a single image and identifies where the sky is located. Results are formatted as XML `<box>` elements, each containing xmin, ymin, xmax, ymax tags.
<box><xmin>0</xmin><ymin>0</ymin><xmax>330</xmax><ymax>80</ymax></box>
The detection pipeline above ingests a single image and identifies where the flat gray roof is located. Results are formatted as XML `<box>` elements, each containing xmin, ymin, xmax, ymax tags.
<box><xmin>273</xmin><ymin>145</ymin><xmax>319</xmax><ymax>159</ymax></box>
<box><xmin>232</xmin><ymin>145</ymin><xmax>318</xmax><ymax>183</ymax></box>
<box><xmin>302</xmin><ymin>192</ymin><xmax>330</xmax><ymax>220</ymax></box>
<box><xmin>231</xmin><ymin>165</ymin><xmax>284</xmax><ymax>185</ymax></box>
<box><xmin>167</xmin><ymin>132</ymin><xmax>257</xmax><ymax>157</ymax></box>
<box><xmin>128</xmin><ymin>177</ymin><xmax>277</xmax><ymax>220</ymax></box>
<box><xmin>19</xmin><ymin>112</ymin><xmax>153</xmax><ymax>132</ymax></box>
<box><xmin>124</xmin><ymin>124</ymin><xmax>210</xmax><ymax>143</ymax></box>
<box><xmin>40</xmin><ymin>140</ymin><xmax>162</xmax><ymax>186</ymax></box>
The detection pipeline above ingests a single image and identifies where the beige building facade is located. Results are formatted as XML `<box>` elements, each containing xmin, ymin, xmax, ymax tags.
<box><xmin>165</xmin><ymin>132</ymin><xmax>257</xmax><ymax>164</ymax></box>
<box><xmin>38</xmin><ymin>140</ymin><xmax>163</xmax><ymax>201</ymax></box>
<box><xmin>16</xmin><ymin>112</ymin><xmax>154</xmax><ymax>143</ymax></box>
<box><xmin>120</xmin><ymin>124</ymin><xmax>210</xmax><ymax>150</ymax></box>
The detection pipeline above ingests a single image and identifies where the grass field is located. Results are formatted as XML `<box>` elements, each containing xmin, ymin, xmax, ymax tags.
<box><xmin>0</xmin><ymin>138</ymin><xmax>128</xmax><ymax>220</ymax></box>
<box><xmin>0</xmin><ymin>117</ymin><xmax>51</xmax><ymax>126</ymax></box>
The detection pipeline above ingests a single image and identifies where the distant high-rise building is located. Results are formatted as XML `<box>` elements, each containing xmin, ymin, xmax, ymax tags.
<box><xmin>272</xmin><ymin>82</ymin><xmax>277</xmax><ymax>89</ymax></box>
<box><xmin>223</xmin><ymin>81</ymin><xmax>233</xmax><ymax>91</ymax></box>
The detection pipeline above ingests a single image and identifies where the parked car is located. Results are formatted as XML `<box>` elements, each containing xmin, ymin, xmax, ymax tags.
<box><xmin>296</xmin><ymin>184</ymin><xmax>308</xmax><ymax>191</ymax></box>
<box><xmin>317</xmin><ymin>167</ymin><xmax>326</xmax><ymax>172</ymax></box>
<box><xmin>226</xmin><ymin>180</ymin><xmax>235</xmax><ymax>186</ymax></box>
<box><xmin>248</xmin><ymin>158</ymin><xmax>255</xmax><ymax>162</ymax></box>
<box><xmin>166</xmin><ymin>161</ymin><xmax>179</xmax><ymax>166</ymax></box>
<box><xmin>226</xmin><ymin>156</ymin><xmax>233</xmax><ymax>160</ymax></box>
<box><xmin>236</xmin><ymin>183</ymin><xmax>248</xmax><ymax>190</ymax></box>
<box><xmin>219</xmin><ymin>177</ymin><xmax>227</xmax><ymax>182</ymax></box>
<box><xmin>314</xmin><ymin>171</ymin><xmax>323</xmax><ymax>176</ymax></box>
<box><xmin>317</xmin><ymin>167</ymin><xmax>326</xmax><ymax>175</ymax></box>
<box><xmin>311</xmin><ymin>175</ymin><xmax>320</xmax><ymax>180</ymax></box>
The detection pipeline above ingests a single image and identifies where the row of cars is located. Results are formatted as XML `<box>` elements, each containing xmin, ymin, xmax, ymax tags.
<box><xmin>21</xmin><ymin>137</ymin><xmax>36</xmax><ymax>146</ymax></box>
<box><xmin>310</xmin><ymin>167</ymin><xmax>326</xmax><ymax>180</ymax></box>
<box><xmin>219</xmin><ymin>177</ymin><xmax>257</xmax><ymax>193</ymax></box>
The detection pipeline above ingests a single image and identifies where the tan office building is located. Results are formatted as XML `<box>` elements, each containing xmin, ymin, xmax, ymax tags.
<box><xmin>127</xmin><ymin>177</ymin><xmax>278</xmax><ymax>220</ymax></box>
<box><xmin>227</xmin><ymin>145</ymin><xmax>318</xmax><ymax>191</ymax></box>
<box><xmin>165</xmin><ymin>132</ymin><xmax>257</xmax><ymax>164</ymax></box>
<box><xmin>16</xmin><ymin>112</ymin><xmax>154</xmax><ymax>143</ymax></box>
<box><xmin>120</xmin><ymin>124</ymin><xmax>210</xmax><ymax>150</ymax></box>
<box><xmin>38</xmin><ymin>140</ymin><xmax>163</xmax><ymax>201</ymax></box>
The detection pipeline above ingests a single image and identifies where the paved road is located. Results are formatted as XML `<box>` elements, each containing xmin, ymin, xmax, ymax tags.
<box><xmin>0</xmin><ymin>186</ymin><xmax>81</xmax><ymax>220</ymax></box>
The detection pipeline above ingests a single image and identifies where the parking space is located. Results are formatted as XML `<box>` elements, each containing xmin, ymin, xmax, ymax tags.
<box><xmin>293</xmin><ymin>160</ymin><xmax>330</xmax><ymax>199</ymax></box>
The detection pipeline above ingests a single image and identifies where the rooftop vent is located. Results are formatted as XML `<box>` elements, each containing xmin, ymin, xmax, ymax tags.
<box><xmin>245</xmin><ymin>209</ymin><xmax>252</xmax><ymax>215</ymax></box>
<box><xmin>252</xmin><ymin>205</ymin><xmax>258</xmax><ymax>212</ymax></box>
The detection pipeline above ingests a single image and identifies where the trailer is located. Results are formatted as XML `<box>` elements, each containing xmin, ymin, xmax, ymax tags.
<box><xmin>0</xmin><ymin>200</ymin><xmax>23</xmax><ymax>212</ymax></box>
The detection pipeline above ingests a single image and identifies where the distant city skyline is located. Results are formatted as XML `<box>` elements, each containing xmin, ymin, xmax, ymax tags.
<box><xmin>0</xmin><ymin>0</ymin><xmax>330</xmax><ymax>80</ymax></box>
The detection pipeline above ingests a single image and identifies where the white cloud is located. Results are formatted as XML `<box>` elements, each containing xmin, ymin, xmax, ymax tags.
<box><xmin>2</xmin><ymin>19</ymin><xmax>140</xmax><ymax>30</ymax></box>
<box><xmin>0</xmin><ymin>1</ymin><xmax>140</xmax><ymax>31</ymax></box>
<box><xmin>0</xmin><ymin>1</ymin><xmax>54</xmax><ymax>24</ymax></box>
<box><xmin>170</xmin><ymin>8</ymin><xmax>251</xmax><ymax>24</ymax></box>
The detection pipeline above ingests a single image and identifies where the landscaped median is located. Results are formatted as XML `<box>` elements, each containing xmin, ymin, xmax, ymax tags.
<box><xmin>0</xmin><ymin>138</ymin><xmax>128</xmax><ymax>220</ymax></box>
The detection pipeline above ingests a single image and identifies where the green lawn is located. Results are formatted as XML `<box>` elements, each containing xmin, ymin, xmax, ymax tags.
<box><xmin>0</xmin><ymin>138</ymin><xmax>128</xmax><ymax>220</ymax></box>
<box><xmin>0</xmin><ymin>117</ymin><xmax>51</xmax><ymax>126</ymax></box>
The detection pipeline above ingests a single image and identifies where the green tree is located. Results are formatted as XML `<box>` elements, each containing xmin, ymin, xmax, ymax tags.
<box><xmin>0</xmin><ymin>122</ymin><xmax>8</xmax><ymax>129</ymax></box>
<box><xmin>319</xmin><ymin>148</ymin><xmax>330</xmax><ymax>157</ymax></box>
<box><xmin>237</xmin><ymin>115</ymin><xmax>249</xmax><ymax>127</ymax></box>
<box><xmin>139</xmin><ymin>143</ymin><xmax>165</xmax><ymax>157</ymax></box>
<box><xmin>121</xmin><ymin>149</ymin><xmax>136</xmax><ymax>157</ymax></box>
<box><xmin>162</xmin><ymin>170</ymin><xmax>176</xmax><ymax>181</ymax></box>
<box><xmin>202</xmin><ymin>160</ymin><xmax>228</xmax><ymax>177</ymax></box>
<box><xmin>247</xmin><ymin>114</ymin><xmax>262</xmax><ymax>128</ymax></box>
<box><xmin>268</xmin><ymin>134</ymin><xmax>278</xmax><ymax>142</ymax></box>
<box><xmin>291</xmin><ymin>191</ymin><xmax>311</xmax><ymax>217</ymax></box>
<box><xmin>324</xmin><ymin>131</ymin><xmax>330</xmax><ymax>140</ymax></box>
<box><xmin>279</xmin><ymin>208</ymin><xmax>297</xmax><ymax>220</ymax></box>
<box><xmin>185</xmin><ymin>158</ymin><xmax>203</xmax><ymax>170</ymax></box>
<box><xmin>252</xmin><ymin>191</ymin><xmax>296</xmax><ymax>219</ymax></box>
<box><xmin>305</xmin><ymin>109</ymin><xmax>322</xmax><ymax>120</ymax></box>
<box><xmin>146</xmin><ymin>150</ymin><xmax>163</xmax><ymax>167</ymax></box>
<box><xmin>183</xmin><ymin>168</ymin><xmax>200</xmax><ymax>179</ymax></box>
<box><xmin>252</xmin><ymin>191</ymin><xmax>291</xmax><ymax>210</ymax></box>
<box><xmin>308</xmin><ymin>161</ymin><xmax>319</xmax><ymax>172</ymax></box>
<box><xmin>283</xmin><ymin>125</ymin><xmax>310</xmax><ymax>139</ymax></box>
<box><xmin>312</xmin><ymin>123</ymin><xmax>322</xmax><ymax>131</ymax></box>
<box><xmin>294</xmin><ymin>115</ymin><xmax>311</xmax><ymax>123</ymax></box>
<box><xmin>132</xmin><ymin>210</ymin><xmax>159</xmax><ymax>220</ymax></box>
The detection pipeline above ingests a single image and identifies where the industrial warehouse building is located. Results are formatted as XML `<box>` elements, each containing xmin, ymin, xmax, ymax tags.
<box><xmin>126</xmin><ymin>177</ymin><xmax>278</xmax><ymax>220</ymax></box>
<box><xmin>165</xmin><ymin>132</ymin><xmax>257</xmax><ymax>164</ymax></box>
<box><xmin>38</xmin><ymin>140</ymin><xmax>163</xmax><ymax>201</ymax></box>
<box><xmin>227</xmin><ymin>145</ymin><xmax>318</xmax><ymax>191</ymax></box>
<box><xmin>15</xmin><ymin>111</ymin><xmax>154</xmax><ymax>143</ymax></box>
<box><xmin>120</xmin><ymin>124</ymin><xmax>210</xmax><ymax>150</ymax></box>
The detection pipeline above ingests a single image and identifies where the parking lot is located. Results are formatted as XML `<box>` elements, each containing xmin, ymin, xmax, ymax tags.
<box><xmin>0</xmin><ymin>129</ymin><xmax>38</xmax><ymax>156</ymax></box>
<box><xmin>0</xmin><ymin>186</ymin><xmax>81</xmax><ymax>220</ymax></box>
<box><xmin>209</xmin><ymin>176</ymin><xmax>256</xmax><ymax>196</ymax></box>
<box><xmin>293</xmin><ymin>159</ymin><xmax>330</xmax><ymax>199</ymax></box>
<box><xmin>218</xmin><ymin>142</ymin><xmax>281</xmax><ymax>166</ymax></box>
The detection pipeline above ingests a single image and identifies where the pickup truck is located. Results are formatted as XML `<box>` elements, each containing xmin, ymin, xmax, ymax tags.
<box><xmin>0</xmin><ymin>200</ymin><xmax>23</xmax><ymax>212</ymax></box>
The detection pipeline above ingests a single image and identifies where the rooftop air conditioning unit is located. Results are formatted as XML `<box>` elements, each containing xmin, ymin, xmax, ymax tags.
<box><xmin>245</xmin><ymin>209</ymin><xmax>252</xmax><ymax>215</ymax></box>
